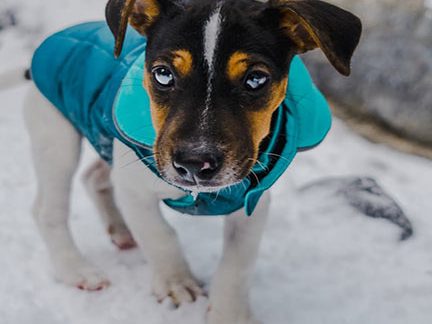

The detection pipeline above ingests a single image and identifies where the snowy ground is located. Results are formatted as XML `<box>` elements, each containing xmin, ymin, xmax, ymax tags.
<box><xmin>1</xmin><ymin>1</ymin><xmax>432</xmax><ymax>324</ymax></box>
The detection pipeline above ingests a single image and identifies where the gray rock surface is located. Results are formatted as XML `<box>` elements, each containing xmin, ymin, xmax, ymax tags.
<box><xmin>0</xmin><ymin>7</ymin><xmax>16</xmax><ymax>31</ymax></box>
<box><xmin>299</xmin><ymin>176</ymin><xmax>414</xmax><ymax>241</ymax></box>
<box><xmin>303</xmin><ymin>0</ymin><xmax>432</xmax><ymax>146</ymax></box>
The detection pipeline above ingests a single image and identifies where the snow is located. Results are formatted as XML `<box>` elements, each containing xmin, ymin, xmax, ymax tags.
<box><xmin>1</xmin><ymin>1</ymin><xmax>432</xmax><ymax>324</ymax></box>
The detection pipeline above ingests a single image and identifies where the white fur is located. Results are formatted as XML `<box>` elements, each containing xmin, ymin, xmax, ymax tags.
<box><xmin>24</xmin><ymin>85</ymin><xmax>269</xmax><ymax>323</ymax></box>
<box><xmin>24</xmin><ymin>87</ymin><xmax>109</xmax><ymax>290</ymax></box>
<box><xmin>201</xmin><ymin>3</ymin><xmax>223</xmax><ymax>130</ymax></box>
<box><xmin>203</xmin><ymin>4</ymin><xmax>222</xmax><ymax>71</ymax></box>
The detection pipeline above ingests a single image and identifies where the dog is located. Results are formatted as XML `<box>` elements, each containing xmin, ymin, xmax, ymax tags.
<box><xmin>24</xmin><ymin>0</ymin><xmax>361</xmax><ymax>323</ymax></box>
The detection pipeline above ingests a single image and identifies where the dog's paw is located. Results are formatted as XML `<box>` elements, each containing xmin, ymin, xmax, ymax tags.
<box><xmin>152</xmin><ymin>271</ymin><xmax>205</xmax><ymax>307</ymax></box>
<box><xmin>54</xmin><ymin>262</ymin><xmax>110</xmax><ymax>291</ymax></box>
<box><xmin>108</xmin><ymin>224</ymin><xmax>137</xmax><ymax>250</ymax></box>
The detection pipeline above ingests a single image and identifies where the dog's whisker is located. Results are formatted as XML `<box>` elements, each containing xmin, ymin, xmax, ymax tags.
<box><xmin>138</xmin><ymin>153</ymin><xmax>158</xmax><ymax>161</ymax></box>
<box><xmin>120</xmin><ymin>153</ymin><xmax>158</xmax><ymax>169</ymax></box>
<box><xmin>120</xmin><ymin>148</ymin><xmax>134</xmax><ymax>158</ymax></box>
<box><xmin>260</xmin><ymin>152</ymin><xmax>291</xmax><ymax>164</ymax></box>
<box><xmin>241</xmin><ymin>179</ymin><xmax>248</xmax><ymax>192</ymax></box>
<box><xmin>249</xmin><ymin>169</ymin><xmax>261</xmax><ymax>186</ymax></box>
<box><xmin>211</xmin><ymin>188</ymin><xmax>221</xmax><ymax>203</ymax></box>
<box><xmin>247</xmin><ymin>158</ymin><xmax>269</xmax><ymax>172</ymax></box>
<box><xmin>255</xmin><ymin>160</ymin><xmax>269</xmax><ymax>171</ymax></box>
<box><xmin>120</xmin><ymin>158</ymin><xmax>140</xmax><ymax>169</ymax></box>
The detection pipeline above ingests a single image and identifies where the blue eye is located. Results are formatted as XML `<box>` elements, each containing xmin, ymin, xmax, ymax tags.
<box><xmin>152</xmin><ymin>66</ymin><xmax>174</xmax><ymax>88</ymax></box>
<box><xmin>245</xmin><ymin>71</ymin><xmax>269</xmax><ymax>91</ymax></box>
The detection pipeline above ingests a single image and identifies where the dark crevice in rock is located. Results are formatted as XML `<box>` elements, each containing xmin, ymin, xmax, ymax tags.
<box><xmin>0</xmin><ymin>9</ymin><xmax>18</xmax><ymax>31</ymax></box>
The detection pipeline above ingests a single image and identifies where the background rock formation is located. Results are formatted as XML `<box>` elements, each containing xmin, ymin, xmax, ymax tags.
<box><xmin>304</xmin><ymin>0</ymin><xmax>432</xmax><ymax>151</ymax></box>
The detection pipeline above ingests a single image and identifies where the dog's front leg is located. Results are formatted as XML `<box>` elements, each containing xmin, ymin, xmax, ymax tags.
<box><xmin>208</xmin><ymin>192</ymin><xmax>270</xmax><ymax>324</ymax></box>
<box><xmin>111</xmin><ymin>140</ymin><xmax>204</xmax><ymax>305</ymax></box>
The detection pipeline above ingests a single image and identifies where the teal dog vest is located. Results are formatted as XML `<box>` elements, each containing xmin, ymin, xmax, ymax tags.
<box><xmin>31</xmin><ymin>21</ymin><xmax>332</xmax><ymax>216</ymax></box>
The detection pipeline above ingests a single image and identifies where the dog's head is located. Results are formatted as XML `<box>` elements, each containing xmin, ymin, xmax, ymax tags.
<box><xmin>106</xmin><ymin>0</ymin><xmax>361</xmax><ymax>192</ymax></box>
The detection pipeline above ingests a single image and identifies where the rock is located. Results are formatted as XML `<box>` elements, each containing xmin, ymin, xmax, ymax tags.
<box><xmin>303</xmin><ymin>0</ymin><xmax>432</xmax><ymax>147</ymax></box>
<box><xmin>0</xmin><ymin>2</ymin><xmax>17</xmax><ymax>31</ymax></box>
<box><xmin>339</xmin><ymin>177</ymin><xmax>413</xmax><ymax>241</ymax></box>
<box><xmin>0</xmin><ymin>11</ymin><xmax>17</xmax><ymax>31</ymax></box>
<box><xmin>299</xmin><ymin>176</ymin><xmax>414</xmax><ymax>241</ymax></box>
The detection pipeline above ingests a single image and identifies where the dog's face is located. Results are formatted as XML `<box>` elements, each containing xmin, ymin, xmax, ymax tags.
<box><xmin>107</xmin><ymin>0</ymin><xmax>361</xmax><ymax>192</ymax></box>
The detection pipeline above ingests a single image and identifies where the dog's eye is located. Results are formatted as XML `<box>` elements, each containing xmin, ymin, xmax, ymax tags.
<box><xmin>152</xmin><ymin>66</ymin><xmax>174</xmax><ymax>88</ymax></box>
<box><xmin>244</xmin><ymin>71</ymin><xmax>269</xmax><ymax>91</ymax></box>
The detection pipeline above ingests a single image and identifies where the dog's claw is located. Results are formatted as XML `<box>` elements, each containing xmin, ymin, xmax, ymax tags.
<box><xmin>53</xmin><ymin>261</ymin><xmax>111</xmax><ymax>292</ymax></box>
<box><xmin>108</xmin><ymin>225</ymin><xmax>137</xmax><ymax>250</ymax></box>
<box><xmin>75</xmin><ymin>278</ymin><xmax>110</xmax><ymax>292</ymax></box>
<box><xmin>152</xmin><ymin>273</ymin><xmax>205</xmax><ymax>306</ymax></box>
<box><xmin>111</xmin><ymin>237</ymin><xmax>137</xmax><ymax>250</ymax></box>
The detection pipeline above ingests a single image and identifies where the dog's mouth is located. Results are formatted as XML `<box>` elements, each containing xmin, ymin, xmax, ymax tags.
<box><xmin>170</xmin><ymin>180</ymin><xmax>233</xmax><ymax>193</ymax></box>
<box><xmin>155</xmin><ymin>153</ymin><xmax>256</xmax><ymax>193</ymax></box>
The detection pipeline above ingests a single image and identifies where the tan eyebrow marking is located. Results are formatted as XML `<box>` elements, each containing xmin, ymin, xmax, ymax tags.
<box><xmin>226</xmin><ymin>51</ymin><xmax>250</xmax><ymax>81</ymax></box>
<box><xmin>172</xmin><ymin>50</ymin><xmax>193</xmax><ymax>77</ymax></box>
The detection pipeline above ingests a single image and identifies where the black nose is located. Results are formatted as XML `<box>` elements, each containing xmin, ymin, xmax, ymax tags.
<box><xmin>173</xmin><ymin>150</ymin><xmax>222</xmax><ymax>183</ymax></box>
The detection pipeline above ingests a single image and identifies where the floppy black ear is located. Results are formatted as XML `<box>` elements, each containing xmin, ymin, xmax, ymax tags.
<box><xmin>106</xmin><ymin>0</ymin><xmax>180</xmax><ymax>57</ymax></box>
<box><xmin>268</xmin><ymin>0</ymin><xmax>362</xmax><ymax>76</ymax></box>
<box><xmin>106</xmin><ymin>0</ymin><xmax>137</xmax><ymax>57</ymax></box>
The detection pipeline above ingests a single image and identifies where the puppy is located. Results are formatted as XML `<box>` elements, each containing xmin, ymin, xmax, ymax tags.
<box><xmin>24</xmin><ymin>0</ymin><xmax>361</xmax><ymax>323</ymax></box>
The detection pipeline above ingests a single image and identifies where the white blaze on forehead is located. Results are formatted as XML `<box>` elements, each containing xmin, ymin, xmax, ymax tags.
<box><xmin>204</xmin><ymin>4</ymin><xmax>223</xmax><ymax>69</ymax></box>
<box><xmin>201</xmin><ymin>3</ymin><xmax>223</xmax><ymax>130</ymax></box>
